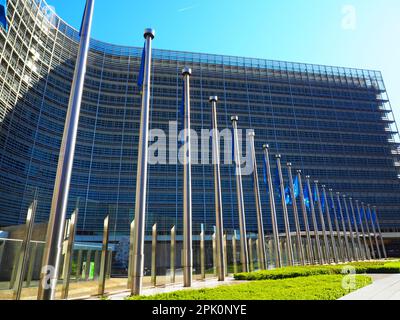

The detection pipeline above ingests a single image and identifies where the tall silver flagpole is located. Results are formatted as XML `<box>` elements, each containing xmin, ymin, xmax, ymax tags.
<box><xmin>263</xmin><ymin>145</ymin><xmax>282</xmax><ymax>268</ymax></box>
<box><xmin>276</xmin><ymin>155</ymin><xmax>294</xmax><ymax>266</ymax></box>
<box><xmin>38</xmin><ymin>0</ymin><xmax>95</xmax><ymax>300</ymax></box>
<box><xmin>349</xmin><ymin>198</ymin><xmax>363</xmax><ymax>261</ymax></box>
<box><xmin>322</xmin><ymin>186</ymin><xmax>339</xmax><ymax>264</ymax></box>
<box><xmin>336</xmin><ymin>193</ymin><xmax>352</xmax><ymax>262</ymax></box>
<box><xmin>342</xmin><ymin>195</ymin><xmax>357</xmax><ymax>261</ymax></box>
<box><xmin>210</xmin><ymin>96</ymin><xmax>226</xmax><ymax>280</ymax></box>
<box><xmin>306</xmin><ymin>176</ymin><xmax>323</xmax><ymax>264</ymax></box>
<box><xmin>131</xmin><ymin>28</ymin><xmax>156</xmax><ymax>296</ymax></box>
<box><xmin>297</xmin><ymin>171</ymin><xmax>314</xmax><ymax>264</ymax></box>
<box><xmin>373</xmin><ymin>206</ymin><xmax>387</xmax><ymax>259</ymax></box>
<box><xmin>362</xmin><ymin>202</ymin><xmax>376</xmax><ymax>260</ymax></box>
<box><xmin>231</xmin><ymin>116</ymin><xmax>249</xmax><ymax>272</ymax></box>
<box><xmin>287</xmin><ymin>164</ymin><xmax>305</xmax><ymax>266</ymax></box>
<box><xmin>329</xmin><ymin>189</ymin><xmax>345</xmax><ymax>262</ymax></box>
<box><xmin>314</xmin><ymin>181</ymin><xmax>331</xmax><ymax>263</ymax></box>
<box><xmin>248</xmin><ymin>132</ymin><xmax>267</xmax><ymax>270</ymax></box>
<box><xmin>182</xmin><ymin>67</ymin><xmax>193</xmax><ymax>286</ymax></box>
<box><xmin>368</xmin><ymin>204</ymin><xmax>382</xmax><ymax>259</ymax></box>
<box><xmin>356</xmin><ymin>200</ymin><xmax>371</xmax><ymax>260</ymax></box>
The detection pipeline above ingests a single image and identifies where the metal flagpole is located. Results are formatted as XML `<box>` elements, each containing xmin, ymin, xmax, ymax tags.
<box><xmin>276</xmin><ymin>155</ymin><xmax>294</xmax><ymax>266</ymax></box>
<box><xmin>12</xmin><ymin>201</ymin><xmax>37</xmax><ymax>300</ymax></box>
<box><xmin>131</xmin><ymin>28</ymin><xmax>155</xmax><ymax>296</ymax></box>
<box><xmin>210</xmin><ymin>96</ymin><xmax>226</xmax><ymax>280</ymax></box>
<box><xmin>151</xmin><ymin>224</ymin><xmax>157</xmax><ymax>287</ymax></box>
<box><xmin>98</xmin><ymin>215</ymin><xmax>109</xmax><ymax>296</ymax></box>
<box><xmin>368</xmin><ymin>205</ymin><xmax>382</xmax><ymax>259</ymax></box>
<box><xmin>336</xmin><ymin>193</ymin><xmax>352</xmax><ymax>262</ymax></box>
<box><xmin>287</xmin><ymin>164</ymin><xmax>305</xmax><ymax>266</ymax></box>
<box><xmin>305</xmin><ymin>176</ymin><xmax>323</xmax><ymax>264</ymax></box>
<box><xmin>373</xmin><ymin>206</ymin><xmax>387</xmax><ymax>259</ymax></box>
<box><xmin>362</xmin><ymin>202</ymin><xmax>376</xmax><ymax>260</ymax></box>
<box><xmin>322</xmin><ymin>186</ymin><xmax>339</xmax><ymax>263</ymax></box>
<box><xmin>232</xmin><ymin>230</ymin><xmax>238</xmax><ymax>274</ymax></box>
<box><xmin>127</xmin><ymin>219</ymin><xmax>135</xmax><ymax>289</ymax></box>
<box><xmin>61</xmin><ymin>209</ymin><xmax>78</xmax><ymax>299</ymax></box>
<box><xmin>38</xmin><ymin>0</ymin><xmax>95</xmax><ymax>300</ymax></box>
<box><xmin>200</xmin><ymin>226</ymin><xmax>205</xmax><ymax>280</ymax></box>
<box><xmin>262</xmin><ymin>145</ymin><xmax>282</xmax><ymax>268</ymax></box>
<box><xmin>170</xmin><ymin>226</ymin><xmax>176</xmax><ymax>283</ymax></box>
<box><xmin>349</xmin><ymin>198</ymin><xmax>363</xmax><ymax>261</ymax></box>
<box><xmin>329</xmin><ymin>189</ymin><xmax>345</xmax><ymax>262</ymax></box>
<box><xmin>297</xmin><ymin>171</ymin><xmax>314</xmax><ymax>265</ymax></box>
<box><xmin>182</xmin><ymin>67</ymin><xmax>193</xmax><ymax>286</ymax></box>
<box><xmin>314</xmin><ymin>181</ymin><xmax>332</xmax><ymax>263</ymax></box>
<box><xmin>248</xmin><ymin>132</ymin><xmax>267</xmax><ymax>270</ymax></box>
<box><xmin>231</xmin><ymin>116</ymin><xmax>249</xmax><ymax>272</ymax></box>
<box><xmin>342</xmin><ymin>195</ymin><xmax>357</xmax><ymax>261</ymax></box>
<box><xmin>356</xmin><ymin>200</ymin><xmax>371</xmax><ymax>260</ymax></box>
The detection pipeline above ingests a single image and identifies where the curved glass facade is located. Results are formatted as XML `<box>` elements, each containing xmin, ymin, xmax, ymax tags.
<box><xmin>0</xmin><ymin>0</ymin><xmax>399</xmax><ymax>239</ymax></box>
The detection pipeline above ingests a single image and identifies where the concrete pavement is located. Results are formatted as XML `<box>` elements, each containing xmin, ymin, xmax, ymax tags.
<box><xmin>340</xmin><ymin>274</ymin><xmax>400</xmax><ymax>300</ymax></box>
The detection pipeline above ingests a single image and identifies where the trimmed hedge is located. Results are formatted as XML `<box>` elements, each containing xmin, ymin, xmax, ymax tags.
<box><xmin>234</xmin><ymin>261</ymin><xmax>400</xmax><ymax>281</ymax></box>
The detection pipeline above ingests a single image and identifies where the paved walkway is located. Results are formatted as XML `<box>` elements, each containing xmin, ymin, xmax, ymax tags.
<box><xmin>340</xmin><ymin>274</ymin><xmax>400</xmax><ymax>300</ymax></box>
<box><xmin>93</xmin><ymin>277</ymin><xmax>240</xmax><ymax>301</ymax></box>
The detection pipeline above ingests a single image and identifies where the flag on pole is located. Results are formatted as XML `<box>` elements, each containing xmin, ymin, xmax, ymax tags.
<box><xmin>372</xmin><ymin>211</ymin><xmax>377</xmax><ymax>223</ymax></box>
<box><xmin>262</xmin><ymin>157</ymin><xmax>270</xmax><ymax>196</ymax></box>
<box><xmin>273</xmin><ymin>168</ymin><xmax>291</xmax><ymax>204</ymax></box>
<box><xmin>263</xmin><ymin>157</ymin><xmax>268</xmax><ymax>185</ymax></box>
<box><xmin>366</xmin><ymin>207</ymin><xmax>371</xmax><ymax>220</ymax></box>
<box><xmin>360</xmin><ymin>206</ymin><xmax>365</xmax><ymax>221</ymax></box>
<box><xmin>303</xmin><ymin>184</ymin><xmax>311</xmax><ymax>210</ymax></box>
<box><xmin>312</xmin><ymin>185</ymin><xmax>318</xmax><ymax>203</ymax></box>
<box><xmin>293</xmin><ymin>176</ymin><xmax>300</xmax><ymax>199</ymax></box>
<box><xmin>274</xmin><ymin>168</ymin><xmax>281</xmax><ymax>195</ymax></box>
<box><xmin>329</xmin><ymin>196</ymin><xmax>334</xmax><ymax>210</ymax></box>
<box><xmin>284</xmin><ymin>187</ymin><xmax>291</xmax><ymax>205</ymax></box>
<box><xmin>0</xmin><ymin>0</ymin><xmax>7</xmax><ymax>31</ymax></box>
<box><xmin>137</xmin><ymin>43</ymin><xmax>146</xmax><ymax>92</ymax></box>
<box><xmin>320</xmin><ymin>190</ymin><xmax>326</xmax><ymax>213</ymax></box>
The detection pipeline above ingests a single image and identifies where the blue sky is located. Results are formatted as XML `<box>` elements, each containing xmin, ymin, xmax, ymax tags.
<box><xmin>47</xmin><ymin>0</ymin><xmax>400</xmax><ymax>127</ymax></box>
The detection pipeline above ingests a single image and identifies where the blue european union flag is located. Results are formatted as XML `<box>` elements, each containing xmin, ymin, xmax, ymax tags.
<box><xmin>0</xmin><ymin>0</ymin><xmax>7</xmax><ymax>31</ymax></box>
<box><xmin>293</xmin><ymin>176</ymin><xmax>300</xmax><ymax>199</ymax></box>
<box><xmin>312</xmin><ymin>185</ymin><xmax>318</xmax><ymax>203</ymax></box>
<box><xmin>372</xmin><ymin>211</ymin><xmax>377</xmax><ymax>223</ymax></box>
<box><xmin>263</xmin><ymin>156</ymin><xmax>268</xmax><ymax>185</ymax></box>
<box><xmin>137</xmin><ymin>43</ymin><xmax>146</xmax><ymax>91</ymax></box>
<box><xmin>360</xmin><ymin>207</ymin><xmax>365</xmax><ymax>220</ymax></box>
<box><xmin>285</xmin><ymin>186</ymin><xmax>291</xmax><ymax>205</ymax></box>
<box><xmin>366</xmin><ymin>208</ymin><xmax>371</xmax><ymax>220</ymax></box>
<box><xmin>303</xmin><ymin>184</ymin><xmax>311</xmax><ymax>210</ymax></box>
<box><xmin>274</xmin><ymin>168</ymin><xmax>281</xmax><ymax>195</ymax></box>
<box><xmin>328</xmin><ymin>197</ymin><xmax>334</xmax><ymax>210</ymax></box>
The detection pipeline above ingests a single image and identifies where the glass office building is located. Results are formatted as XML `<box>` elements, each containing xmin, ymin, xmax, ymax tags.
<box><xmin>1</xmin><ymin>0</ymin><xmax>399</xmax><ymax>239</ymax></box>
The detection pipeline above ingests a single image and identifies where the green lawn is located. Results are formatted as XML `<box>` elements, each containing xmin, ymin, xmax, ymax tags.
<box><xmin>126</xmin><ymin>261</ymin><xmax>399</xmax><ymax>301</ymax></box>
<box><xmin>127</xmin><ymin>274</ymin><xmax>372</xmax><ymax>300</ymax></box>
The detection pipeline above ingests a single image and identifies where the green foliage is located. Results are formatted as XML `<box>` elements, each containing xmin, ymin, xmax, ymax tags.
<box><xmin>127</xmin><ymin>275</ymin><xmax>372</xmax><ymax>301</ymax></box>
<box><xmin>233</xmin><ymin>261</ymin><xmax>400</xmax><ymax>281</ymax></box>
